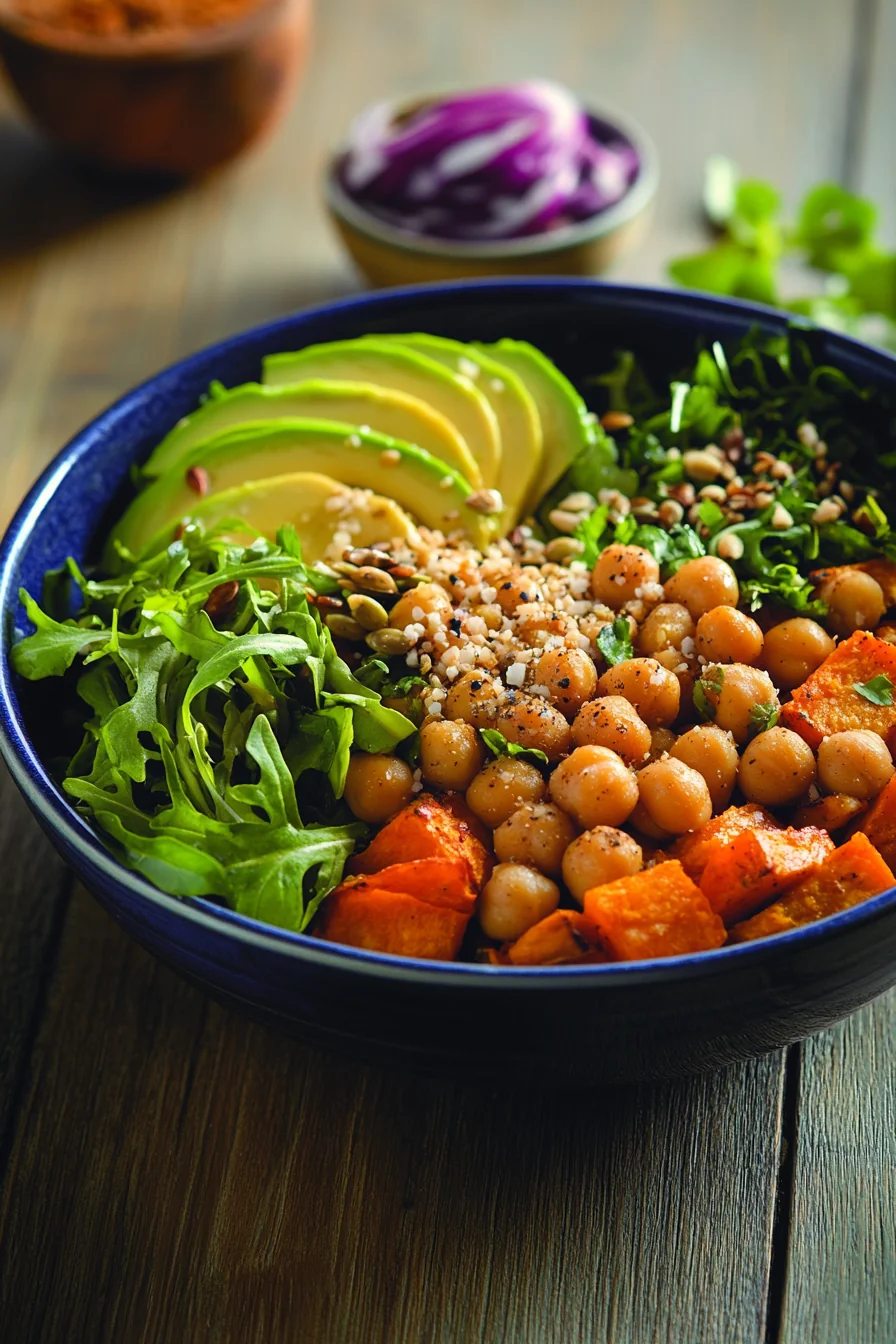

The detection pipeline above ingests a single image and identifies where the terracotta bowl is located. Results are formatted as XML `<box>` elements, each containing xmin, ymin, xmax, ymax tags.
<box><xmin>324</xmin><ymin>97</ymin><xmax>658</xmax><ymax>288</ymax></box>
<box><xmin>0</xmin><ymin>0</ymin><xmax>312</xmax><ymax>176</ymax></box>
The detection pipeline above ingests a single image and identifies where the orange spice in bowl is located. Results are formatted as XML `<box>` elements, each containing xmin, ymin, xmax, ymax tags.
<box><xmin>0</xmin><ymin>0</ymin><xmax>313</xmax><ymax>175</ymax></box>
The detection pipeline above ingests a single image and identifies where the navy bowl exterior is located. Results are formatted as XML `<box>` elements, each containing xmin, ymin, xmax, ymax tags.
<box><xmin>2</xmin><ymin>279</ymin><xmax>896</xmax><ymax>1086</ymax></box>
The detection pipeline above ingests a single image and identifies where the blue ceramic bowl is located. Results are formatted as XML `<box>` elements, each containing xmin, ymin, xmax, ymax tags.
<box><xmin>2</xmin><ymin>280</ymin><xmax>896</xmax><ymax>1087</ymax></box>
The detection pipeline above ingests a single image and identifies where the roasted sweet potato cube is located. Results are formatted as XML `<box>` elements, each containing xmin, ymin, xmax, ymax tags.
<box><xmin>729</xmin><ymin>833</ymin><xmax>895</xmax><ymax>942</ymax></box>
<box><xmin>673</xmin><ymin>804</ymin><xmax>779</xmax><ymax>883</ymax></box>
<box><xmin>812</xmin><ymin>559</ymin><xmax>896</xmax><ymax>609</ymax></box>
<box><xmin>349</xmin><ymin>793</ymin><xmax>492</xmax><ymax>888</ymax></box>
<box><xmin>857</xmin><ymin>774</ymin><xmax>896</xmax><ymax>870</ymax></box>
<box><xmin>791</xmin><ymin>793</ymin><xmax>868</xmax><ymax>833</ymax></box>
<box><xmin>506</xmin><ymin>910</ymin><xmax>605</xmax><ymax>966</ymax></box>
<box><xmin>583</xmin><ymin>860</ymin><xmax>726</xmax><ymax>961</ymax></box>
<box><xmin>345</xmin><ymin>858</ymin><xmax>475</xmax><ymax>912</ymax></box>
<box><xmin>317</xmin><ymin>885</ymin><xmax>470</xmax><ymax>960</ymax></box>
<box><xmin>700</xmin><ymin>826</ymin><xmax>835</xmax><ymax>926</ymax></box>
<box><xmin>779</xmin><ymin>631</ymin><xmax>896</xmax><ymax>749</ymax></box>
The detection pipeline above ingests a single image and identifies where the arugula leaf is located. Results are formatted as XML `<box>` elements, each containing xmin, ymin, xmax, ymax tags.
<box><xmin>597</xmin><ymin>617</ymin><xmax>634</xmax><ymax>666</ymax></box>
<box><xmin>854</xmin><ymin>675</ymin><xmax>894</xmax><ymax>706</ymax></box>
<box><xmin>479</xmin><ymin>728</ymin><xmax>549</xmax><ymax>766</ymax></box>
<box><xmin>12</xmin><ymin>590</ymin><xmax>111</xmax><ymax>679</ymax></box>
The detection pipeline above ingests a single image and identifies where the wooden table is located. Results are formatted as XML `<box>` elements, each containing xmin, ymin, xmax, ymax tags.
<box><xmin>1</xmin><ymin>2</ymin><xmax>894</xmax><ymax>1340</ymax></box>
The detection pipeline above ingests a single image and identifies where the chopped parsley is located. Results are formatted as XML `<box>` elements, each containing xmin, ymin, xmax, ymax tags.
<box><xmin>596</xmin><ymin>616</ymin><xmax>634</xmax><ymax>666</ymax></box>
<box><xmin>853</xmin><ymin>674</ymin><xmax>895</xmax><ymax>706</ymax></box>
<box><xmin>748</xmin><ymin>702</ymin><xmax>780</xmax><ymax>736</ymax></box>
<box><xmin>693</xmin><ymin>666</ymin><xmax>725</xmax><ymax>721</ymax></box>
<box><xmin>479</xmin><ymin>728</ymin><xmax>549</xmax><ymax>766</ymax></box>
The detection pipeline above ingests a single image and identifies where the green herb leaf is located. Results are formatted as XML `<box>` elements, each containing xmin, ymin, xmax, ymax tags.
<box><xmin>748</xmin><ymin>702</ymin><xmax>780</xmax><ymax>736</ymax></box>
<box><xmin>854</xmin><ymin>674</ymin><xmax>894</xmax><ymax>706</ymax></box>
<box><xmin>597</xmin><ymin>616</ymin><xmax>634</xmax><ymax>666</ymax></box>
<box><xmin>693</xmin><ymin>666</ymin><xmax>725</xmax><ymax>722</ymax></box>
<box><xmin>479</xmin><ymin>728</ymin><xmax>549</xmax><ymax>766</ymax></box>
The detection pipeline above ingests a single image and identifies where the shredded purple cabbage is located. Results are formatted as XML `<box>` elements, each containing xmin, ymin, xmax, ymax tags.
<box><xmin>337</xmin><ymin>81</ymin><xmax>640</xmax><ymax>242</ymax></box>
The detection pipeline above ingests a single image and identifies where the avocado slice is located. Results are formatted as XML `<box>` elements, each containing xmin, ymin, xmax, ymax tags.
<box><xmin>109</xmin><ymin>420</ymin><xmax>494</xmax><ymax>563</ymax></box>
<box><xmin>138</xmin><ymin>471</ymin><xmax>421</xmax><ymax>563</ymax></box>
<box><xmin>263</xmin><ymin>339</ymin><xmax>501</xmax><ymax>490</ymax></box>
<box><xmin>142</xmin><ymin>379</ymin><xmax>482</xmax><ymax>488</ymax></box>
<box><xmin>472</xmin><ymin>339</ymin><xmax>638</xmax><ymax>505</ymax></box>
<box><xmin>383</xmin><ymin>334</ymin><xmax>543</xmax><ymax>530</ymax></box>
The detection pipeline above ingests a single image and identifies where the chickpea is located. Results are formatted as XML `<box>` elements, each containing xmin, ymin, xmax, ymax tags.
<box><xmin>816</xmin><ymin>569</ymin><xmax>886</xmax><ymax>638</ymax></box>
<box><xmin>497</xmin><ymin>695</ymin><xmax>572</xmax><ymax>762</ymax></box>
<box><xmin>762</xmin><ymin>618</ymin><xmax>835</xmax><ymax>689</ymax></box>
<box><xmin>597</xmin><ymin>658</ymin><xmax>680</xmax><ymax>728</ymax></box>
<box><xmin>664</xmin><ymin>556</ymin><xmax>739</xmax><ymax>619</ymax></box>
<box><xmin>738</xmin><ymin>727</ymin><xmax>817</xmax><ymax>807</ymax></box>
<box><xmin>419</xmin><ymin>719</ymin><xmax>487</xmax><ymax>792</ymax></box>
<box><xmin>549</xmin><ymin>745</ymin><xmax>639</xmax><ymax>829</ymax></box>
<box><xmin>388</xmin><ymin>582</ymin><xmax>453</xmax><ymax>631</ymax></box>
<box><xmin>534</xmin><ymin>646</ymin><xmax>598</xmax><ymax>720</ymax></box>
<box><xmin>465</xmin><ymin>757</ymin><xmax>546</xmax><ymax>827</ymax></box>
<box><xmin>495</xmin><ymin>571</ymin><xmax>544</xmax><ymax>615</ymax></box>
<box><xmin>671</xmin><ymin>724</ymin><xmax>738</xmax><ymax>812</ymax></box>
<box><xmin>637</xmin><ymin>603</ymin><xmax>696</xmax><ymax>657</ymax></box>
<box><xmin>562</xmin><ymin>827</ymin><xmax>643</xmax><ymax>905</ymax></box>
<box><xmin>478</xmin><ymin>863</ymin><xmax>560</xmax><ymax>942</ymax></box>
<box><xmin>444</xmin><ymin>671</ymin><xmax>503</xmax><ymax>728</ymax></box>
<box><xmin>343</xmin><ymin>753</ymin><xmax>414</xmax><ymax>824</ymax></box>
<box><xmin>571</xmin><ymin>695</ymin><xmax>651</xmax><ymax>764</ymax></box>
<box><xmin>699</xmin><ymin>663</ymin><xmax>779</xmax><ymax>744</ymax></box>
<box><xmin>817</xmin><ymin>730</ymin><xmax>895</xmax><ymax>799</ymax></box>
<box><xmin>695</xmin><ymin>606</ymin><xmax>764</xmax><ymax>665</ymax></box>
<box><xmin>627</xmin><ymin>799</ymin><xmax>674</xmax><ymax>842</ymax></box>
<box><xmin>494</xmin><ymin>803</ymin><xmax>577</xmax><ymax>877</ymax></box>
<box><xmin>590</xmin><ymin>544</ymin><xmax>660</xmax><ymax>609</ymax></box>
<box><xmin>636</xmin><ymin>758</ymin><xmax>712</xmax><ymax>835</ymax></box>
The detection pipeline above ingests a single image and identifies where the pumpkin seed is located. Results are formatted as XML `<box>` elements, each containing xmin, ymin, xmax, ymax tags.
<box><xmin>347</xmin><ymin>593</ymin><xmax>389</xmax><ymax>631</ymax></box>
<box><xmin>365</xmin><ymin>627</ymin><xmax>414</xmax><ymax>655</ymax></box>
<box><xmin>325</xmin><ymin>613</ymin><xmax>365</xmax><ymax>641</ymax></box>
<box><xmin>354</xmin><ymin>565</ymin><xmax>398</xmax><ymax>594</ymax></box>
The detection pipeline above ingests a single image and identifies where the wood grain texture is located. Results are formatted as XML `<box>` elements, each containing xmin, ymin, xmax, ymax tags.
<box><xmin>780</xmin><ymin>992</ymin><xmax>896</xmax><ymax>1344</ymax></box>
<box><xmin>0</xmin><ymin>1</ymin><xmax>894</xmax><ymax>1341</ymax></box>
<box><xmin>0</xmin><ymin>889</ymin><xmax>785</xmax><ymax>1344</ymax></box>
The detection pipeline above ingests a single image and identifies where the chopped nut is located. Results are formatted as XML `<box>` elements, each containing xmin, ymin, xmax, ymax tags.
<box><xmin>467</xmin><ymin>488</ymin><xmax>505</xmax><ymax>515</ymax></box>
<box><xmin>682</xmin><ymin>449</ymin><xmax>725</xmax><ymax>482</ymax></box>
<box><xmin>658</xmin><ymin>499</ymin><xmax>684</xmax><ymax>526</ymax></box>
<box><xmin>716</xmin><ymin>531</ymin><xmax>745</xmax><ymax>561</ymax></box>
<box><xmin>600</xmin><ymin>411</ymin><xmax>634</xmax><ymax>432</ymax></box>
<box><xmin>840</xmin><ymin>480</ymin><xmax>855</xmax><ymax>502</ymax></box>
<box><xmin>797</xmin><ymin>422</ymin><xmax>819</xmax><ymax>447</ymax></box>
<box><xmin>770</xmin><ymin>460</ymin><xmax>794</xmax><ymax>480</ymax></box>
<box><xmin>771</xmin><ymin>503</ymin><xmax>794</xmax><ymax>530</ymax></box>
<box><xmin>548</xmin><ymin>508</ymin><xmax>585</xmax><ymax>534</ymax></box>
<box><xmin>752</xmin><ymin>490</ymin><xmax>776</xmax><ymax>509</ymax></box>
<box><xmin>347</xmin><ymin>547</ymin><xmax>392</xmax><ymax>568</ymax></box>
<box><xmin>630</xmin><ymin>497</ymin><xmax>657</xmax><ymax>517</ymax></box>
<box><xmin>699</xmin><ymin>484</ymin><xmax>728</xmax><ymax>503</ymax></box>
<box><xmin>559</xmin><ymin>491</ymin><xmax>597</xmax><ymax>513</ymax></box>
<box><xmin>669</xmin><ymin>482</ymin><xmax>696</xmax><ymax>507</ymax></box>
<box><xmin>544</xmin><ymin>536</ymin><xmax>585</xmax><ymax>563</ymax></box>
<box><xmin>380</xmin><ymin>449</ymin><xmax>402</xmax><ymax>466</ymax></box>
<box><xmin>812</xmin><ymin>498</ymin><xmax>844</xmax><ymax>525</ymax></box>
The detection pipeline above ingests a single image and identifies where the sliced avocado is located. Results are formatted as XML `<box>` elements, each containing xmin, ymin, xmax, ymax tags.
<box><xmin>138</xmin><ymin>472</ymin><xmax>421</xmax><ymax>564</ymax></box>
<box><xmin>472</xmin><ymin>339</ymin><xmax>638</xmax><ymax>504</ymax></box>
<box><xmin>142</xmin><ymin>379</ymin><xmax>482</xmax><ymax>488</ymax></box>
<box><xmin>109</xmin><ymin>420</ymin><xmax>494</xmax><ymax>564</ymax></box>
<box><xmin>263</xmin><ymin>339</ymin><xmax>501</xmax><ymax>490</ymax></box>
<box><xmin>383</xmin><ymin>334</ymin><xmax>543</xmax><ymax>530</ymax></box>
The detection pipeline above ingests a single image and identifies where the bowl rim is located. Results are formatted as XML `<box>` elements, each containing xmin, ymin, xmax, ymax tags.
<box><xmin>0</xmin><ymin>0</ymin><xmax>306</xmax><ymax>61</ymax></box>
<box><xmin>2</xmin><ymin>276</ymin><xmax>896</xmax><ymax>988</ymax></box>
<box><xmin>324</xmin><ymin>94</ymin><xmax>659</xmax><ymax>261</ymax></box>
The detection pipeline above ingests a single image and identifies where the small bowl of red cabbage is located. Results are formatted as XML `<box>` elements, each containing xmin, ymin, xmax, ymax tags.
<box><xmin>325</xmin><ymin>81</ymin><xmax>658</xmax><ymax>287</ymax></box>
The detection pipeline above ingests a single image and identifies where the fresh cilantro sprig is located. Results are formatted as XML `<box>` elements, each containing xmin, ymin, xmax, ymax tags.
<box><xmin>669</xmin><ymin>162</ymin><xmax>896</xmax><ymax>352</ymax></box>
<box><xmin>479</xmin><ymin>728</ymin><xmax>549</xmax><ymax>766</ymax></box>
<box><xmin>12</xmin><ymin>524</ymin><xmax>417</xmax><ymax>932</ymax></box>
<box><xmin>596</xmin><ymin>616</ymin><xmax>634</xmax><ymax>666</ymax></box>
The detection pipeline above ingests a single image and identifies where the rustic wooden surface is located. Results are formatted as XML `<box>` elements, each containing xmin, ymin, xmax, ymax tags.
<box><xmin>0</xmin><ymin>2</ymin><xmax>894</xmax><ymax>1341</ymax></box>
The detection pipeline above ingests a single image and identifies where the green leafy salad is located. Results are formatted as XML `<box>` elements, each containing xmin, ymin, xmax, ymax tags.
<box><xmin>543</xmin><ymin>326</ymin><xmax>896</xmax><ymax>616</ymax></box>
<box><xmin>13</xmin><ymin>525</ymin><xmax>416</xmax><ymax>931</ymax></box>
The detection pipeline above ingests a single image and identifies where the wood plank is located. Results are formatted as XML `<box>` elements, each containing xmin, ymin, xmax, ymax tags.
<box><xmin>0</xmin><ymin>764</ymin><xmax>70</xmax><ymax>1161</ymax></box>
<box><xmin>0</xmin><ymin>887</ymin><xmax>785</xmax><ymax>1344</ymax></box>
<box><xmin>780</xmin><ymin>991</ymin><xmax>896</xmax><ymax>1344</ymax></box>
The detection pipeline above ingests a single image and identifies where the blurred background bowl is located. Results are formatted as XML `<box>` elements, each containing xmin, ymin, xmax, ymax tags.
<box><xmin>0</xmin><ymin>0</ymin><xmax>312</xmax><ymax>176</ymax></box>
<box><xmin>324</xmin><ymin>96</ymin><xmax>658</xmax><ymax>288</ymax></box>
